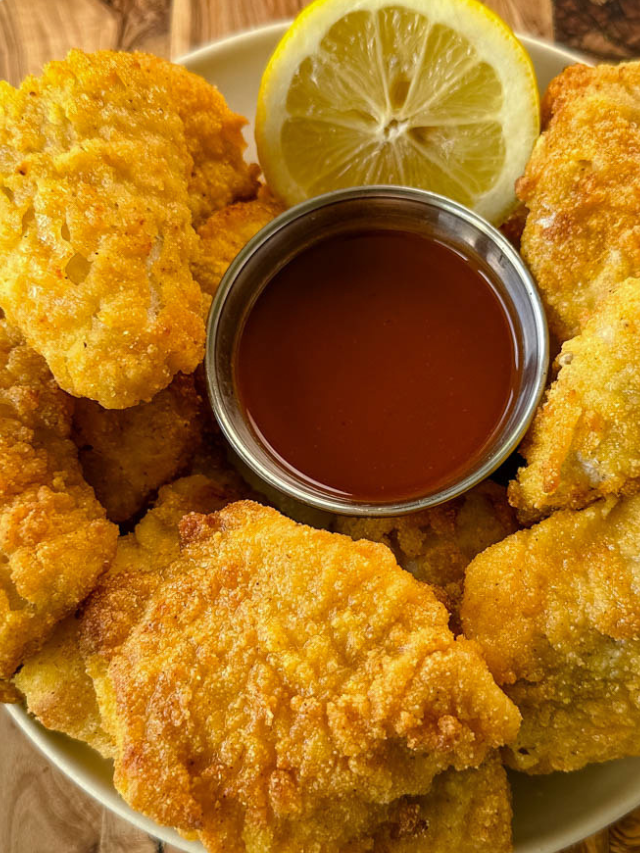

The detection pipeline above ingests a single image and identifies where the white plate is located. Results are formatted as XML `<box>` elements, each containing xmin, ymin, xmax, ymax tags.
<box><xmin>7</xmin><ymin>21</ymin><xmax>640</xmax><ymax>853</ymax></box>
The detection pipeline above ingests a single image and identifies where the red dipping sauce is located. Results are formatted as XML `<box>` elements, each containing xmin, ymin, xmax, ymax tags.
<box><xmin>235</xmin><ymin>229</ymin><xmax>518</xmax><ymax>503</ymax></box>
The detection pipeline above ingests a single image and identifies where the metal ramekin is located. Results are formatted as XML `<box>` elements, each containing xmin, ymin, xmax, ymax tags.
<box><xmin>205</xmin><ymin>186</ymin><xmax>548</xmax><ymax>516</ymax></box>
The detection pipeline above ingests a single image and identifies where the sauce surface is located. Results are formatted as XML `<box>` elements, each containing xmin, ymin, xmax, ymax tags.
<box><xmin>236</xmin><ymin>229</ymin><xmax>518</xmax><ymax>502</ymax></box>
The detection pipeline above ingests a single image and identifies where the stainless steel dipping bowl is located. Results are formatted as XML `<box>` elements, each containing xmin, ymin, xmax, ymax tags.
<box><xmin>205</xmin><ymin>185</ymin><xmax>548</xmax><ymax>516</ymax></box>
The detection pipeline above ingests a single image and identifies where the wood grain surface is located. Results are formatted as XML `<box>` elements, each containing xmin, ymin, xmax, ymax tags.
<box><xmin>0</xmin><ymin>1</ymin><xmax>638</xmax><ymax>851</ymax></box>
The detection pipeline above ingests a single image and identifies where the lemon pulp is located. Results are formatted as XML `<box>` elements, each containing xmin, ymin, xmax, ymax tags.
<box><xmin>256</xmin><ymin>0</ymin><xmax>539</xmax><ymax>223</ymax></box>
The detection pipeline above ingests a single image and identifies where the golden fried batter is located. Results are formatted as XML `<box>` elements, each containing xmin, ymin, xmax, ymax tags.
<box><xmin>373</xmin><ymin>753</ymin><xmax>512</xmax><ymax>853</ymax></box>
<box><xmin>0</xmin><ymin>319</ymin><xmax>118</xmax><ymax>681</ymax></box>
<box><xmin>133</xmin><ymin>55</ymin><xmax>259</xmax><ymax>227</ymax></box>
<box><xmin>0</xmin><ymin>679</ymin><xmax>20</xmax><ymax>703</ymax></box>
<box><xmin>462</xmin><ymin>495</ymin><xmax>640</xmax><ymax>773</ymax></box>
<box><xmin>510</xmin><ymin>277</ymin><xmax>640</xmax><ymax>523</ymax></box>
<box><xmin>72</xmin><ymin>373</ymin><xmax>204</xmax><ymax>523</ymax></box>
<box><xmin>335</xmin><ymin>481</ymin><xmax>517</xmax><ymax>619</ymax></box>
<box><xmin>0</xmin><ymin>51</ymin><xmax>254</xmax><ymax>408</ymax></box>
<box><xmin>194</xmin><ymin>192</ymin><xmax>286</xmax><ymax>310</ymax></box>
<box><xmin>13</xmin><ymin>615</ymin><xmax>112</xmax><ymax>755</ymax></box>
<box><xmin>105</xmin><ymin>501</ymin><xmax>519</xmax><ymax>852</ymax></box>
<box><xmin>16</xmin><ymin>472</ymin><xmax>249</xmax><ymax>749</ymax></box>
<box><xmin>518</xmin><ymin>61</ymin><xmax>640</xmax><ymax>342</ymax></box>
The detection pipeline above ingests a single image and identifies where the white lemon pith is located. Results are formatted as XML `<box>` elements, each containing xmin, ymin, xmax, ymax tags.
<box><xmin>256</xmin><ymin>0</ymin><xmax>540</xmax><ymax>223</ymax></box>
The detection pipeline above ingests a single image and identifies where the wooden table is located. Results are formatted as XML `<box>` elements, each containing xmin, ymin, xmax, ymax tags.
<box><xmin>0</xmin><ymin>1</ymin><xmax>638</xmax><ymax>851</ymax></box>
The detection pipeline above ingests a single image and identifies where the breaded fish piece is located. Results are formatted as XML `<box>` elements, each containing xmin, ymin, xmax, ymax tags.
<box><xmin>462</xmin><ymin>494</ymin><xmax>640</xmax><ymax>773</ymax></box>
<box><xmin>16</xmin><ymin>471</ymin><xmax>249</xmax><ymax>750</ymax></box>
<box><xmin>510</xmin><ymin>277</ymin><xmax>640</xmax><ymax>523</ymax></box>
<box><xmin>72</xmin><ymin>373</ymin><xmax>204</xmax><ymax>523</ymax></box>
<box><xmin>335</xmin><ymin>481</ymin><xmax>517</xmax><ymax>620</ymax></box>
<box><xmin>0</xmin><ymin>320</ymin><xmax>118</xmax><ymax>682</ymax></box>
<box><xmin>373</xmin><ymin>753</ymin><xmax>512</xmax><ymax>853</ymax></box>
<box><xmin>133</xmin><ymin>55</ymin><xmax>259</xmax><ymax>228</ymax></box>
<box><xmin>193</xmin><ymin>192</ymin><xmax>286</xmax><ymax>311</ymax></box>
<box><xmin>517</xmin><ymin>61</ymin><xmax>640</xmax><ymax>343</ymax></box>
<box><xmin>0</xmin><ymin>50</ymin><xmax>253</xmax><ymax>407</ymax></box>
<box><xmin>105</xmin><ymin>501</ymin><xmax>520</xmax><ymax>852</ymax></box>
<box><xmin>13</xmin><ymin>615</ymin><xmax>112</xmax><ymax>755</ymax></box>
<box><xmin>0</xmin><ymin>679</ymin><xmax>20</xmax><ymax>703</ymax></box>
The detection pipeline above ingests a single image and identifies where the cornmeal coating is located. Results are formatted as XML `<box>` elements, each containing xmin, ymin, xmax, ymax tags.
<box><xmin>13</xmin><ymin>615</ymin><xmax>112</xmax><ymax>755</ymax></box>
<box><xmin>133</xmin><ymin>55</ymin><xmax>259</xmax><ymax>228</ymax></box>
<box><xmin>462</xmin><ymin>495</ymin><xmax>640</xmax><ymax>773</ymax></box>
<box><xmin>81</xmin><ymin>471</ymin><xmax>250</xmax><ymax>741</ymax></box>
<box><xmin>15</xmin><ymin>472</ymin><xmax>249</xmax><ymax>750</ymax></box>
<box><xmin>0</xmin><ymin>50</ymin><xmax>214</xmax><ymax>408</ymax></box>
<box><xmin>72</xmin><ymin>373</ymin><xmax>204</xmax><ymax>523</ymax></box>
<box><xmin>105</xmin><ymin>501</ymin><xmax>519</xmax><ymax>853</ymax></box>
<box><xmin>335</xmin><ymin>481</ymin><xmax>517</xmax><ymax>620</ymax></box>
<box><xmin>517</xmin><ymin>61</ymin><xmax>640</xmax><ymax>343</ymax></box>
<box><xmin>0</xmin><ymin>679</ymin><xmax>19</xmax><ymax>703</ymax></box>
<box><xmin>0</xmin><ymin>320</ymin><xmax>117</xmax><ymax>681</ymax></box>
<box><xmin>194</xmin><ymin>192</ymin><xmax>286</xmax><ymax>304</ymax></box>
<box><xmin>510</xmin><ymin>277</ymin><xmax>640</xmax><ymax>523</ymax></box>
<box><xmin>373</xmin><ymin>753</ymin><xmax>512</xmax><ymax>853</ymax></box>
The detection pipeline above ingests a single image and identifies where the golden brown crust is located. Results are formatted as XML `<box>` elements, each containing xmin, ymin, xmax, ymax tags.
<box><xmin>334</xmin><ymin>481</ymin><xmax>518</xmax><ymax>622</ymax></box>
<box><xmin>373</xmin><ymin>753</ymin><xmax>512</xmax><ymax>852</ymax></box>
<box><xmin>0</xmin><ymin>319</ymin><xmax>118</xmax><ymax>682</ymax></box>
<box><xmin>80</xmin><ymin>473</ymin><xmax>249</xmax><ymax>667</ymax></box>
<box><xmin>0</xmin><ymin>50</ymin><xmax>256</xmax><ymax>408</ymax></box>
<box><xmin>517</xmin><ymin>60</ymin><xmax>640</xmax><ymax>342</ymax></box>
<box><xmin>462</xmin><ymin>494</ymin><xmax>640</xmax><ymax>773</ymax></box>
<box><xmin>14</xmin><ymin>471</ymin><xmax>250</xmax><ymax>747</ymax></box>
<box><xmin>72</xmin><ymin>373</ymin><xmax>204</xmax><ymax>523</ymax></box>
<box><xmin>13</xmin><ymin>616</ymin><xmax>114</xmax><ymax>756</ymax></box>
<box><xmin>104</xmin><ymin>501</ymin><xmax>519</xmax><ymax>851</ymax></box>
<box><xmin>132</xmin><ymin>55</ymin><xmax>259</xmax><ymax>228</ymax></box>
<box><xmin>193</xmin><ymin>192</ymin><xmax>286</xmax><ymax>311</ymax></box>
<box><xmin>0</xmin><ymin>678</ymin><xmax>20</xmax><ymax>703</ymax></box>
<box><xmin>510</xmin><ymin>277</ymin><xmax>640</xmax><ymax>523</ymax></box>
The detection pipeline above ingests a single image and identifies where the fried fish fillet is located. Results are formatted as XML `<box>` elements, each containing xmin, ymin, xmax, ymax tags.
<box><xmin>104</xmin><ymin>501</ymin><xmax>519</xmax><ymax>852</ymax></box>
<box><xmin>334</xmin><ymin>481</ymin><xmax>517</xmax><ymax>620</ymax></box>
<box><xmin>517</xmin><ymin>61</ymin><xmax>640</xmax><ymax>343</ymax></box>
<box><xmin>193</xmin><ymin>192</ymin><xmax>286</xmax><ymax>312</ymax></box>
<box><xmin>0</xmin><ymin>319</ymin><xmax>118</xmax><ymax>681</ymax></box>
<box><xmin>461</xmin><ymin>494</ymin><xmax>640</xmax><ymax>773</ymax></box>
<box><xmin>72</xmin><ymin>373</ymin><xmax>204</xmax><ymax>523</ymax></box>
<box><xmin>15</xmin><ymin>471</ymin><xmax>250</xmax><ymax>751</ymax></box>
<box><xmin>0</xmin><ymin>679</ymin><xmax>20</xmax><ymax>703</ymax></box>
<box><xmin>510</xmin><ymin>277</ymin><xmax>640</xmax><ymax>523</ymax></box>
<box><xmin>133</xmin><ymin>54</ymin><xmax>258</xmax><ymax>228</ymax></box>
<box><xmin>12</xmin><ymin>615</ymin><xmax>112</xmax><ymax>755</ymax></box>
<box><xmin>0</xmin><ymin>51</ymin><xmax>255</xmax><ymax>408</ymax></box>
<box><xmin>373</xmin><ymin>753</ymin><xmax>512</xmax><ymax>853</ymax></box>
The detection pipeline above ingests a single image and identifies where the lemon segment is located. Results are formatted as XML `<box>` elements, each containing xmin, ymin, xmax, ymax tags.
<box><xmin>256</xmin><ymin>0</ymin><xmax>540</xmax><ymax>224</ymax></box>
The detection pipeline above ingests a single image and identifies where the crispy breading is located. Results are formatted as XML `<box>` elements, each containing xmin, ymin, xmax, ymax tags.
<box><xmin>373</xmin><ymin>753</ymin><xmax>512</xmax><ymax>853</ymax></box>
<box><xmin>334</xmin><ymin>481</ymin><xmax>517</xmax><ymax>620</ymax></box>
<box><xmin>461</xmin><ymin>495</ymin><xmax>640</xmax><ymax>773</ymax></box>
<box><xmin>510</xmin><ymin>277</ymin><xmax>640</xmax><ymax>523</ymax></box>
<box><xmin>193</xmin><ymin>192</ymin><xmax>286</xmax><ymax>310</ymax></box>
<box><xmin>72</xmin><ymin>373</ymin><xmax>204</xmax><ymax>523</ymax></box>
<box><xmin>0</xmin><ymin>319</ymin><xmax>118</xmax><ymax>682</ymax></box>
<box><xmin>105</xmin><ymin>501</ymin><xmax>520</xmax><ymax>852</ymax></box>
<box><xmin>81</xmin><ymin>473</ymin><xmax>249</xmax><ymax>668</ymax></box>
<box><xmin>517</xmin><ymin>61</ymin><xmax>640</xmax><ymax>342</ymax></box>
<box><xmin>13</xmin><ymin>615</ymin><xmax>113</xmax><ymax>756</ymax></box>
<box><xmin>133</xmin><ymin>55</ymin><xmax>259</xmax><ymax>227</ymax></box>
<box><xmin>15</xmin><ymin>471</ymin><xmax>250</xmax><ymax>750</ymax></box>
<box><xmin>0</xmin><ymin>679</ymin><xmax>19</xmax><ymax>703</ymax></box>
<box><xmin>0</xmin><ymin>50</ymin><xmax>255</xmax><ymax>407</ymax></box>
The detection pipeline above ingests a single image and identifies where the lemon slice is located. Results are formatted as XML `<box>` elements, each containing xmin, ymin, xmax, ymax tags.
<box><xmin>256</xmin><ymin>0</ymin><xmax>539</xmax><ymax>223</ymax></box>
